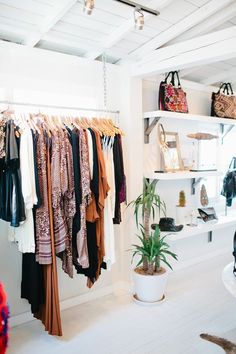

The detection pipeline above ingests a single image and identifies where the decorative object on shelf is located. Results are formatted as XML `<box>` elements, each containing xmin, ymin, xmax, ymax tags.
<box><xmin>152</xmin><ymin>217</ymin><xmax>183</xmax><ymax>232</ymax></box>
<box><xmin>158</xmin><ymin>123</ymin><xmax>184</xmax><ymax>172</ymax></box>
<box><xmin>128</xmin><ymin>179</ymin><xmax>177</xmax><ymax>303</ymax></box>
<box><xmin>187</xmin><ymin>132</ymin><xmax>219</xmax><ymax>140</ymax></box>
<box><xmin>186</xmin><ymin>210</ymin><xmax>198</xmax><ymax>227</ymax></box>
<box><xmin>200</xmin><ymin>184</ymin><xmax>209</xmax><ymax>206</ymax></box>
<box><xmin>176</xmin><ymin>190</ymin><xmax>188</xmax><ymax>224</ymax></box>
<box><xmin>198</xmin><ymin>207</ymin><xmax>218</xmax><ymax>223</ymax></box>
<box><xmin>221</xmin><ymin>157</ymin><xmax>236</xmax><ymax>208</ymax></box>
<box><xmin>211</xmin><ymin>82</ymin><xmax>236</xmax><ymax>119</ymax></box>
<box><xmin>159</xmin><ymin>71</ymin><xmax>188</xmax><ymax>113</ymax></box>
<box><xmin>178</xmin><ymin>190</ymin><xmax>186</xmax><ymax>207</ymax></box>
<box><xmin>190</xmin><ymin>137</ymin><xmax>218</xmax><ymax>171</ymax></box>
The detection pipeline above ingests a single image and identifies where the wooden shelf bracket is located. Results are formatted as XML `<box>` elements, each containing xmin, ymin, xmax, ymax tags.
<box><xmin>144</xmin><ymin>117</ymin><xmax>160</xmax><ymax>143</ymax></box>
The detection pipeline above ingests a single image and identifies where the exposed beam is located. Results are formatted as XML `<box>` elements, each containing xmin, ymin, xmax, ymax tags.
<box><xmin>126</xmin><ymin>0</ymin><xmax>234</xmax><ymax>60</ymax></box>
<box><xmin>133</xmin><ymin>27</ymin><xmax>236</xmax><ymax>78</ymax></box>
<box><xmin>138</xmin><ymin>26</ymin><xmax>236</xmax><ymax>66</ymax></box>
<box><xmin>24</xmin><ymin>0</ymin><xmax>77</xmax><ymax>47</ymax></box>
<box><xmin>85</xmin><ymin>0</ymin><xmax>173</xmax><ymax>60</ymax></box>
<box><xmin>179</xmin><ymin>67</ymin><xmax>202</xmax><ymax>78</ymax></box>
<box><xmin>169</xmin><ymin>1</ymin><xmax>236</xmax><ymax>44</ymax></box>
<box><xmin>201</xmin><ymin>67</ymin><xmax>236</xmax><ymax>86</ymax></box>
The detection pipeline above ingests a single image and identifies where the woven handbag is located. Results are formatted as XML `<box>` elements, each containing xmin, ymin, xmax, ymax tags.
<box><xmin>159</xmin><ymin>71</ymin><xmax>188</xmax><ymax>113</ymax></box>
<box><xmin>211</xmin><ymin>83</ymin><xmax>236</xmax><ymax>119</ymax></box>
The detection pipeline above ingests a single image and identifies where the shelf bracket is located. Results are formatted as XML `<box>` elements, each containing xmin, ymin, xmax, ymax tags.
<box><xmin>208</xmin><ymin>231</ymin><xmax>213</xmax><ymax>243</ymax></box>
<box><xmin>191</xmin><ymin>177</ymin><xmax>203</xmax><ymax>195</ymax></box>
<box><xmin>220</xmin><ymin>123</ymin><xmax>234</xmax><ymax>143</ymax></box>
<box><xmin>144</xmin><ymin>117</ymin><xmax>160</xmax><ymax>143</ymax></box>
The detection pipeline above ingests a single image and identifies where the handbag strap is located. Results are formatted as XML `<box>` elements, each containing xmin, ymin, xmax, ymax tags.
<box><xmin>171</xmin><ymin>71</ymin><xmax>181</xmax><ymax>88</ymax></box>
<box><xmin>218</xmin><ymin>83</ymin><xmax>228</xmax><ymax>94</ymax></box>
<box><xmin>233</xmin><ymin>231</ymin><xmax>236</xmax><ymax>276</ymax></box>
<box><xmin>227</xmin><ymin>82</ymin><xmax>234</xmax><ymax>95</ymax></box>
<box><xmin>218</xmin><ymin>82</ymin><xmax>234</xmax><ymax>95</ymax></box>
<box><xmin>164</xmin><ymin>71</ymin><xmax>174</xmax><ymax>83</ymax></box>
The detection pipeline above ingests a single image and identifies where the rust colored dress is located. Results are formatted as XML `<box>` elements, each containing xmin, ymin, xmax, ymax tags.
<box><xmin>87</xmin><ymin>130</ymin><xmax>109</xmax><ymax>288</ymax></box>
<box><xmin>34</xmin><ymin>133</ymin><xmax>62</xmax><ymax>336</ymax></box>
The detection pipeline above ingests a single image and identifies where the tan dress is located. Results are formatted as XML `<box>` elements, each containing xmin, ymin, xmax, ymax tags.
<box><xmin>35</xmin><ymin>136</ymin><xmax>62</xmax><ymax>336</ymax></box>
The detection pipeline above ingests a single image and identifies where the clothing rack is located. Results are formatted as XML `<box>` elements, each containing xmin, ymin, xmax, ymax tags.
<box><xmin>0</xmin><ymin>100</ymin><xmax>120</xmax><ymax>115</ymax></box>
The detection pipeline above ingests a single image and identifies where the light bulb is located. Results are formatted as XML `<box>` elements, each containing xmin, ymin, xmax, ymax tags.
<box><xmin>134</xmin><ymin>8</ymin><xmax>144</xmax><ymax>30</ymax></box>
<box><xmin>83</xmin><ymin>0</ymin><xmax>94</xmax><ymax>15</ymax></box>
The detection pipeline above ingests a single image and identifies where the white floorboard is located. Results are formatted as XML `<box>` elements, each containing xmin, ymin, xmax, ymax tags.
<box><xmin>8</xmin><ymin>253</ymin><xmax>236</xmax><ymax>354</ymax></box>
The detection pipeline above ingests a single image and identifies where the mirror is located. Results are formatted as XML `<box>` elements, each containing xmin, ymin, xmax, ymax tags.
<box><xmin>158</xmin><ymin>124</ymin><xmax>184</xmax><ymax>172</ymax></box>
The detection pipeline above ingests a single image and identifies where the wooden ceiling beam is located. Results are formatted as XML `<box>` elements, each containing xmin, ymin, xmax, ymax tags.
<box><xmin>201</xmin><ymin>67</ymin><xmax>236</xmax><ymax>85</ymax></box>
<box><xmin>125</xmin><ymin>0</ymin><xmax>234</xmax><ymax>61</ymax></box>
<box><xmin>84</xmin><ymin>0</ymin><xmax>173</xmax><ymax>60</ymax></box>
<box><xmin>23</xmin><ymin>0</ymin><xmax>77</xmax><ymax>47</ymax></box>
<box><xmin>133</xmin><ymin>27</ymin><xmax>236</xmax><ymax>78</ymax></box>
<box><xmin>169</xmin><ymin>1</ymin><xmax>236</xmax><ymax>44</ymax></box>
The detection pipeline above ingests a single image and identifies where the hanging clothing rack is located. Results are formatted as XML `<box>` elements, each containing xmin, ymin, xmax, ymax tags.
<box><xmin>0</xmin><ymin>100</ymin><xmax>119</xmax><ymax>114</ymax></box>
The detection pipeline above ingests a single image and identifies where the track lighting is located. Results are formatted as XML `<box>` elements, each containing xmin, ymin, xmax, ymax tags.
<box><xmin>83</xmin><ymin>0</ymin><xmax>94</xmax><ymax>15</ymax></box>
<box><xmin>134</xmin><ymin>7</ymin><xmax>144</xmax><ymax>30</ymax></box>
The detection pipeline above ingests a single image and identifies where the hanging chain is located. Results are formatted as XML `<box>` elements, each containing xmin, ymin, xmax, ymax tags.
<box><xmin>102</xmin><ymin>52</ymin><xmax>107</xmax><ymax>112</ymax></box>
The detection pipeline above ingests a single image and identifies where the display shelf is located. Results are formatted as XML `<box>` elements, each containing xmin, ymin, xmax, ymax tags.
<box><xmin>145</xmin><ymin>170</ymin><xmax>222</xmax><ymax>181</ymax></box>
<box><xmin>143</xmin><ymin>110</ymin><xmax>236</xmax><ymax>143</ymax></box>
<box><xmin>163</xmin><ymin>215</ymin><xmax>236</xmax><ymax>242</ymax></box>
<box><xmin>143</xmin><ymin>110</ymin><xmax>236</xmax><ymax>125</ymax></box>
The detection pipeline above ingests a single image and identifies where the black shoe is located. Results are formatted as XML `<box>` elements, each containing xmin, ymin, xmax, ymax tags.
<box><xmin>151</xmin><ymin>217</ymin><xmax>183</xmax><ymax>232</ymax></box>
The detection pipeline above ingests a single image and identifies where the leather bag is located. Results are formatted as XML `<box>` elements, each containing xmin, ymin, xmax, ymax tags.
<box><xmin>159</xmin><ymin>71</ymin><xmax>188</xmax><ymax>113</ymax></box>
<box><xmin>211</xmin><ymin>82</ymin><xmax>236</xmax><ymax>119</ymax></box>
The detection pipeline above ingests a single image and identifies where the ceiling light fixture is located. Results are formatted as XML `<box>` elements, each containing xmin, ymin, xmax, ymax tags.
<box><xmin>83</xmin><ymin>0</ymin><xmax>94</xmax><ymax>15</ymax></box>
<box><xmin>134</xmin><ymin>7</ymin><xmax>144</xmax><ymax>30</ymax></box>
<box><xmin>114</xmin><ymin>0</ymin><xmax>159</xmax><ymax>16</ymax></box>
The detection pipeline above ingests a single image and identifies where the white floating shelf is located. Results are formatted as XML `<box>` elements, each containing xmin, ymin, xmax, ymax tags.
<box><xmin>163</xmin><ymin>215</ymin><xmax>236</xmax><ymax>242</ymax></box>
<box><xmin>145</xmin><ymin>171</ymin><xmax>222</xmax><ymax>180</ymax></box>
<box><xmin>143</xmin><ymin>110</ymin><xmax>236</xmax><ymax>125</ymax></box>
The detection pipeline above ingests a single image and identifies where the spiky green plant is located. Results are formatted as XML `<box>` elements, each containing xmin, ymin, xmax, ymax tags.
<box><xmin>128</xmin><ymin>178</ymin><xmax>166</xmax><ymax>271</ymax></box>
<box><xmin>131</xmin><ymin>225</ymin><xmax>178</xmax><ymax>275</ymax></box>
<box><xmin>178</xmin><ymin>190</ymin><xmax>186</xmax><ymax>207</ymax></box>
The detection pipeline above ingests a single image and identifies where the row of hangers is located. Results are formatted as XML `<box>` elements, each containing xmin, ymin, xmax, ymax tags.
<box><xmin>0</xmin><ymin>108</ymin><xmax>124</xmax><ymax>138</ymax></box>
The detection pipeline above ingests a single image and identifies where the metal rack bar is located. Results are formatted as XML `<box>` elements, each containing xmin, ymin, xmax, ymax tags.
<box><xmin>0</xmin><ymin>100</ymin><xmax>120</xmax><ymax>114</ymax></box>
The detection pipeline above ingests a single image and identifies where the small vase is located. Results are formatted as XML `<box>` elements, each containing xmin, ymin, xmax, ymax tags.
<box><xmin>176</xmin><ymin>206</ymin><xmax>188</xmax><ymax>225</ymax></box>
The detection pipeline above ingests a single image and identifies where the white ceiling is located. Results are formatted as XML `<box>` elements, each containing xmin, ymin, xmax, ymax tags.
<box><xmin>0</xmin><ymin>0</ymin><xmax>236</xmax><ymax>87</ymax></box>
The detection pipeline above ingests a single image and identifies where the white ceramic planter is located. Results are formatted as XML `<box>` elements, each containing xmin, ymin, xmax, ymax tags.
<box><xmin>133</xmin><ymin>268</ymin><xmax>168</xmax><ymax>303</ymax></box>
<box><xmin>176</xmin><ymin>206</ymin><xmax>188</xmax><ymax>224</ymax></box>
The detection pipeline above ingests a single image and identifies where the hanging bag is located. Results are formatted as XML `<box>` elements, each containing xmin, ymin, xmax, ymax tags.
<box><xmin>159</xmin><ymin>71</ymin><xmax>188</xmax><ymax>113</ymax></box>
<box><xmin>211</xmin><ymin>82</ymin><xmax>236</xmax><ymax>119</ymax></box>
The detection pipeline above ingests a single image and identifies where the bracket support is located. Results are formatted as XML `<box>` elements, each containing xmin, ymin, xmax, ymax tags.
<box><xmin>208</xmin><ymin>231</ymin><xmax>213</xmax><ymax>243</ymax></box>
<box><xmin>220</xmin><ymin>123</ymin><xmax>234</xmax><ymax>143</ymax></box>
<box><xmin>191</xmin><ymin>177</ymin><xmax>203</xmax><ymax>195</ymax></box>
<box><xmin>144</xmin><ymin>117</ymin><xmax>160</xmax><ymax>143</ymax></box>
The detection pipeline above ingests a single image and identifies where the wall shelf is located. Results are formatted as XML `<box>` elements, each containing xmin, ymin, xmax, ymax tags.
<box><xmin>145</xmin><ymin>171</ymin><xmax>222</xmax><ymax>180</ymax></box>
<box><xmin>163</xmin><ymin>215</ymin><xmax>236</xmax><ymax>242</ymax></box>
<box><xmin>143</xmin><ymin>110</ymin><xmax>236</xmax><ymax>143</ymax></box>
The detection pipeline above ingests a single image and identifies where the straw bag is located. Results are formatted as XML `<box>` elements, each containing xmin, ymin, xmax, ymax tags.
<box><xmin>211</xmin><ymin>83</ymin><xmax>236</xmax><ymax>119</ymax></box>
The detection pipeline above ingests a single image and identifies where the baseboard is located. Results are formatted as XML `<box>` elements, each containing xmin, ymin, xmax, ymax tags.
<box><xmin>10</xmin><ymin>281</ymin><xmax>127</xmax><ymax>328</ymax></box>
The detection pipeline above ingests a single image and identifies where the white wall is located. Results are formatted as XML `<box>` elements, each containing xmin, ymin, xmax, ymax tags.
<box><xmin>142</xmin><ymin>77</ymin><xmax>235</xmax><ymax>270</ymax></box>
<box><xmin>0</xmin><ymin>41</ymin><xmax>234</xmax><ymax>322</ymax></box>
<box><xmin>0</xmin><ymin>41</ymin><xmax>142</xmax><ymax>318</ymax></box>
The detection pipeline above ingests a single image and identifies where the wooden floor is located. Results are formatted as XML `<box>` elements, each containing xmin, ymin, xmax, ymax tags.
<box><xmin>8</xmin><ymin>253</ymin><xmax>236</xmax><ymax>354</ymax></box>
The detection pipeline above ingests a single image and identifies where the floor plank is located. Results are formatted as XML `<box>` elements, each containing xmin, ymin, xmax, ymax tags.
<box><xmin>8</xmin><ymin>253</ymin><xmax>236</xmax><ymax>354</ymax></box>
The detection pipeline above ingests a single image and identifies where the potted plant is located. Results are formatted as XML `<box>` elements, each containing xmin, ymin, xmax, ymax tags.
<box><xmin>176</xmin><ymin>190</ymin><xmax>187</xmax><ymax>224</ymax></box>
<box><xmin>129</xmin><ymin>179</ymin><xmax>177</xmax><ymax>303</ymax></box>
